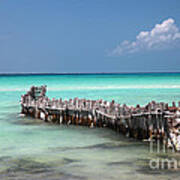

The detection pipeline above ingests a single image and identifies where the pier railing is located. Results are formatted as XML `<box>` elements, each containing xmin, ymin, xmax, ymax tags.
<box><xmin>20</xmin><ymin>85</ymin><xmax>180</xmax><ymax>152</ymax></box>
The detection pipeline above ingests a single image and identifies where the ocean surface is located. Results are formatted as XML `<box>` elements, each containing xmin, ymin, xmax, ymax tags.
<box><xmin>1</xmin><ymin>73</ymin><xmax>180</xmax><ymax>180</ymax></box>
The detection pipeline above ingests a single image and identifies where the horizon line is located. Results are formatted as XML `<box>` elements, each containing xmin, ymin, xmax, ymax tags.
<box><xmin>0</xmin><ymin>71</ymin><xmax>180</xmax><ymax>75</ymax></box>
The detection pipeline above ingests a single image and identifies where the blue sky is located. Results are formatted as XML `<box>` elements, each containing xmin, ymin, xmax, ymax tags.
<box><xmin>0</xmin><ymin>0</ymin><xmax>180</xmax><ymax>73</ymax></box>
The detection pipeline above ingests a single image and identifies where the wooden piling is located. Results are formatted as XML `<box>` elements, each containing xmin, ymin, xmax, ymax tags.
<box><xmin>20</xmin><ymin>85</ymin><xmax>180</xmax><ymax>152</ymax></box>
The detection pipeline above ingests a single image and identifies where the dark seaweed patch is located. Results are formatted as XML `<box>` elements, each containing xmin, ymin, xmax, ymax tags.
<box><xmin>49</xmin><ymin>142</ymin><xmax>146</xmax><ymax>153</ymax></box>
<box><xmin>0</xmin><ymin>156</ymin><xmax>11</xmax><ymax>162</ymax></box>
<box><xmin>0</xmin><ymin>158</ymin><xmax>53</xmax><ymax>177</ymax></box>
<box><xmin>63</xmin><ymin>158</ymin><xmax>80</xmax><ymax>164</ymax></box>
<box><xmin>82</xmin><ymin>142</ymin><xmax>146</xmax><ymax>150</ymax></box>
<box><xmin>0</xmin><ymin>156</ymin><xmax>87</xmax><ymax>180</ymax></box>
<box><xmin>135</xmin><ymin>158</ymin><xmax>180</xmax><ymax>176</ymax></box>
<box><xmin>135</xmin><ymin>158</ymin><xmax>163</xmax><ymax>175</ymax></box>
<box><xmin>107</xmin><ymin>161</ymin><xmax>134</xmax><ymax>166</ymax></box>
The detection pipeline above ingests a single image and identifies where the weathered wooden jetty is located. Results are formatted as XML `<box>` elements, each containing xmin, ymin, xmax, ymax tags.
<box><xmin>20</xmin><ymin>86</ymin><xmax>180</xmax><ymax>152</ymax></box>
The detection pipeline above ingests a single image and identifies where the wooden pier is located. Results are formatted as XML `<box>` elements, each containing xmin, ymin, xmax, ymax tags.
<box><xmin>20</xmin><ymin>86</ymin><xmax>180</xmax><ymax>152</ymax></box>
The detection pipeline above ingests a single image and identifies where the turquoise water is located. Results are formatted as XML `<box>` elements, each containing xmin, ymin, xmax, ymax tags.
<box><xmin>1</xmin><ymin>73</ymin><xmax>180</xmax><ymax>180</ymax></box>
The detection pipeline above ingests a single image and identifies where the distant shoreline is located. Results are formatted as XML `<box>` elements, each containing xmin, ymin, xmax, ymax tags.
<box><xmin>0</xmin><ymin>72</ymin><xmax>180</xmax><ymax>76</ymax></box>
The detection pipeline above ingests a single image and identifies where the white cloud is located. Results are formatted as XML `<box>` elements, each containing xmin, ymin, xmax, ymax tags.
<box><xmin>111</xmin><ymin>18</ymin><xmax>180</xmax><ymax>56</ymax></box>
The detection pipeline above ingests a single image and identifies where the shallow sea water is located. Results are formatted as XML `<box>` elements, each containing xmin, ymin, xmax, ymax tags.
<box><xmin>0</xmin><ymin>73</ymin><xmax>180</xmax><ymax>180</ymax></box>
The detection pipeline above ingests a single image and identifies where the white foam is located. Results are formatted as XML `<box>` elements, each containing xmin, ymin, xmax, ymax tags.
<box><xmin>0</xmin><ymin>84</ymin><xmax>180</xmax><ymax>91</ymax></box>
